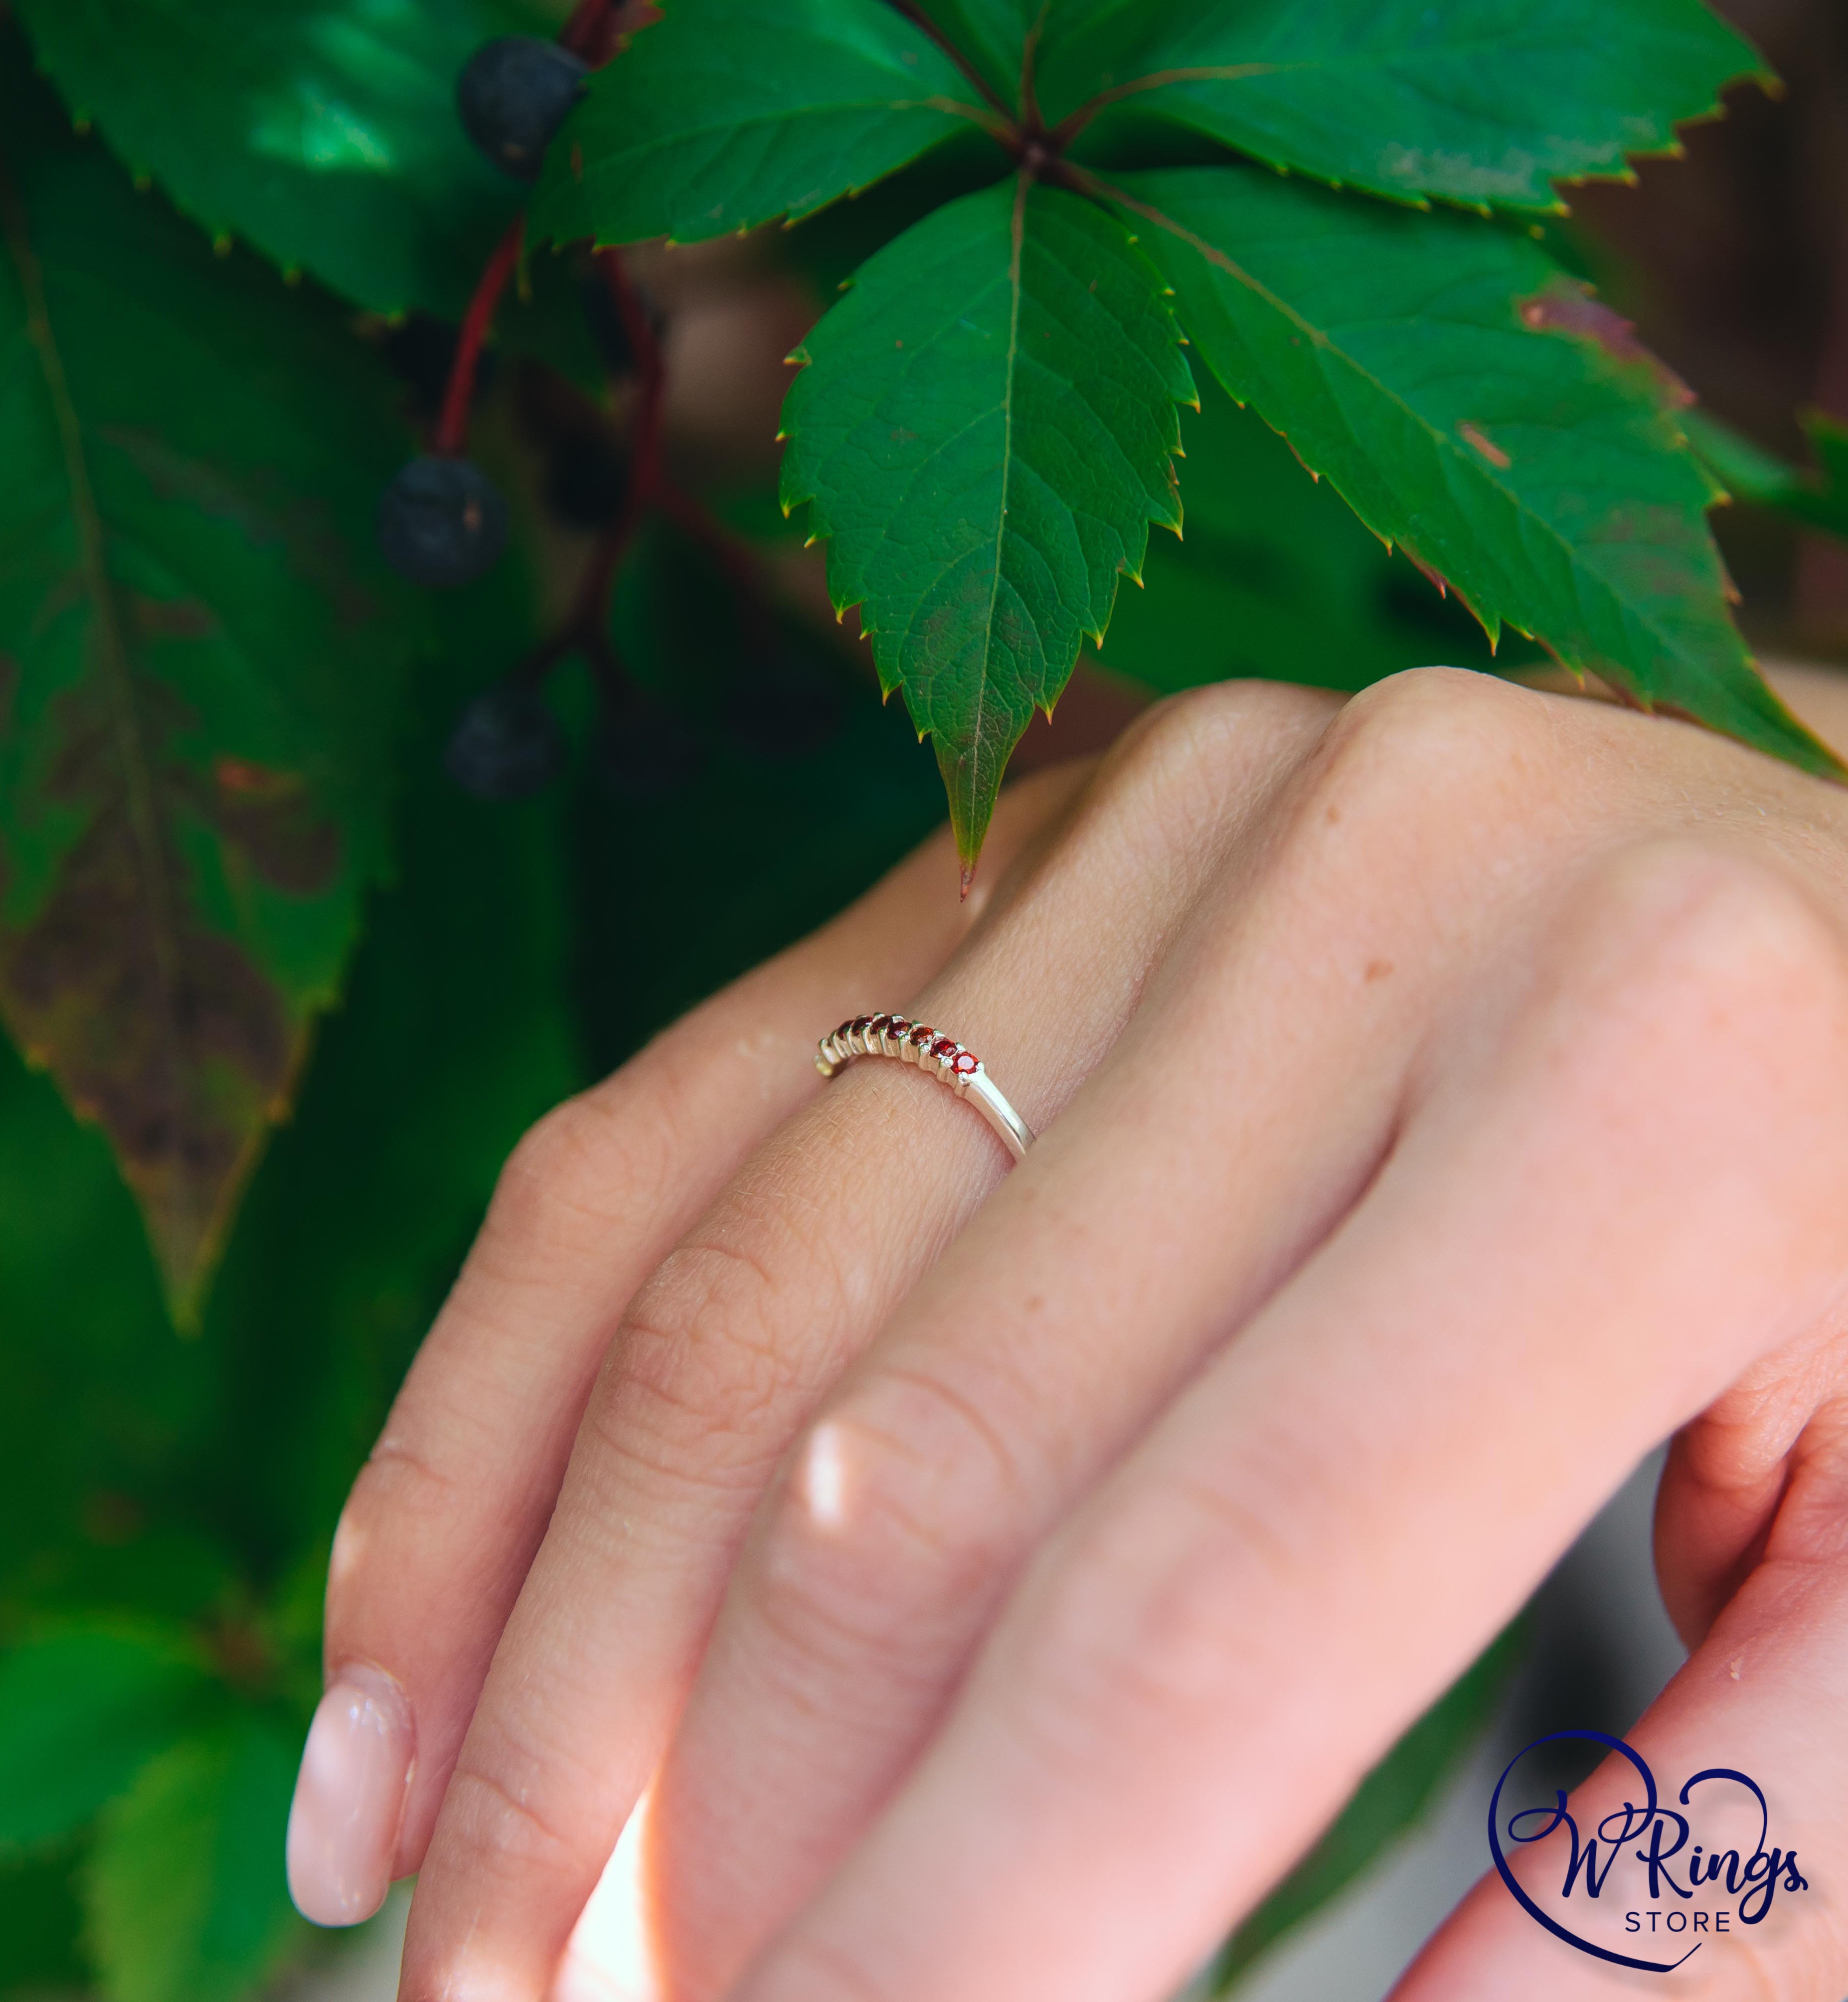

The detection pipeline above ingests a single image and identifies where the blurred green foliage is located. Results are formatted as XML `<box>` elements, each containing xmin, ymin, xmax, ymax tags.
<box><xmin>6</xmin><ymin>0</ymin><xmax>1774</xmax><ymax>1991</ymax></box>
<box><xmin>0</xmin><ymin>434</ymin><xmax>1511</xmax><ymax>1996</ymax></box>
<box><xmin>0</xmin><ymin>500</ymin><xmax>955</xmax><ymax>1998</ymax></box>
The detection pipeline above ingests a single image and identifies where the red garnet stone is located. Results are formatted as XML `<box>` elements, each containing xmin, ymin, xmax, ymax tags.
<box><xmin>929</xmin><ymin>1036</ymin><xmax>958</xmax><ymax>1061</ymax></box>
<box><xmin>850</xmin><ymin>1015</ymin><xmax>873</xmax><ymax>1033</ymax></box>
<box><xmin>867</xmin><ymin>1014</ymin><xmax>891</xmax><ymax>1034</ymax></box>
<box><xmin>952</xmin><ymin>1050</ymin><xmax>980</xmax><ymax>1075</ymax></box>
<box><xmin>907</xmin><ymin>1023</ymin><xmax>935</xmax><ymax>1048</ymax></box>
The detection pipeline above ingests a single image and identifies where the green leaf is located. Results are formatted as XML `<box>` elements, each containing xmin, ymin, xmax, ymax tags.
<box><xmin>0</xmin><ymin>59</ymin><xmax>422</xmax><ymax>1320</ymax></box>
<box><xmin>1042</xmin><ymin>0</ymin><xmax>1765</xmax><ymax>213</ymax></box>
<box><xmin>1686</xmin><ymin>406</ymin><xmax>1848</xmax><ymax>541</ymax></box>
<box><xmin>1107</xmin><ymin>165</ymin><xmax>1841</xmax><ymax>780</ymax></box>
<box><xmin>915</xmin><ymin>2</ymin><xmax>1157</xmax><ymax>118</ymax></box>
<box><xmin>0</xmin><ymin>656</ymin><xmax>585</xmax><ymax>1779</ymax></box>
<box><xmin>82</xmin><ymin>1716</ymin><xmax>305</xmax><ymax>2002</ymax></box>
<box><xmin>0</xmin><ymin>1623</ymin><xmax>208</xmax><ymax>1852</ymax></box>
<box><xmin>912</xmin><ymin>1</ymin><xmax>1040</xmax><ymax>106</ymax></box>
<box><xmin>0</xmin><ymin>1841</ymin><xmax>89</xmax><ymax>1995</ymax></box>
<box><xmin>1772</xmin><ymin>410</ymin><xmax>1848</xmax><ymax>539</ymax></box>
<box><xmin>1098</xmin><ymin>376</ymin><xmax>1518</xmax><ymax>698</ymax></box>
<box><xmin>780</xmin><ymin>176</ymin><xmax>1191</xmax><ymax>868</ymax></box>
<box><xmin>9</xmin><ymin>1527</ymin><xmax>241</xmax><ymax>1634</ymax></box>
<box><xmin>0</xmin><ymin>571</ymin><xmax>584</xmax><ymax>1648</ymax></box>
<box><xmin>197</xmin><ymin>634</ymin><xmax>588</xmax><ymax>1566</ymax></box>
<box><xmin>532</xmin><ymin>0</ymin><xmax>992</xmax><ymax>251</ymax></box>
<box><xmin>573</xmin><ymin>516</ymin><xmax>958</xmax><ymax>1058</ymax></box>
<box><xmin>774</xmin><ymin>124</ymin><xmax>1029</xmax><ymax>302</ymax></box>
<box><xmin>1209</xmin><ymin>1623</ymin><xmax>1525</xmax><ymax>1991</ymax></box>
<box><xmin>11</xmin><ymin>0</ymin><xmax>551</xmax><ymax>318</ymax></box>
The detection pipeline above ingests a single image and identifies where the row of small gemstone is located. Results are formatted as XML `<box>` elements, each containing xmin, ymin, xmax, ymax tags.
<box><xmin>826</xmin><ymin>1014</ymin><xmax>982</xmax><ymax>1079</ymax></box>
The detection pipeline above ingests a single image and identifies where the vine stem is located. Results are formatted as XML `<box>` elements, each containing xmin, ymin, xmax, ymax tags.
<box><xmin>883</xmin><ymin>0</ymin><xmax>1018</xmax><ymax>126</ymax></box>
<box><xmin>551</xmin><ymin>268</ymin><xmax>780</xmax><ymax>695</ymax></box>
<box><xmin>562</xmin><ymin>248</ymin><xmax>666</xmax><ymax>627</ymax></box>
<box><xmin>432</xmin><ymin>0</ymin><xmax>632</xmax><ymax>459</ymax></box>
<box><xmin>659</xmin><ymin>480</ymin><xmax>778</xmax><ymax>655</ymax></box>
<box><xmin>434</xmin><ymin>19</ymin><xmax>776</xmax><ymax>705</ymax></box>
<box><xmin>559</xmin><ymin>0</ymin><xmax>629</xmax><ymax>62</ymax></box>
<box><xmin>432</xmin><ymin>217</ymin><xmax>523</xmax><ymax>455</ymax></box>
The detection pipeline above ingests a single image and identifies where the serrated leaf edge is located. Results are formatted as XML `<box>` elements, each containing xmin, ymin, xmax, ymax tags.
<box><xmin>779</xmin><ymin>177</ymin><xmax>1194</xmax><ymax>860</ymax></box>
<box><xmin>1094</xmin><ymin>170</ymin><xmax>1844</xmax><ymax>780</ymax></box>
<box><xmin>1055</xmin><ymin>31</ymin><xmax>1775</xmax><ymax>217</ymax></box>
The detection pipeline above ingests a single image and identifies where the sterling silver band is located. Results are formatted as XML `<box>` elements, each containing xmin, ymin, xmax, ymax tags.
<box><xmin>815</xmin><ymin>1014</ymin><xmax>1034</xmax><ymax>1162</ymax></box>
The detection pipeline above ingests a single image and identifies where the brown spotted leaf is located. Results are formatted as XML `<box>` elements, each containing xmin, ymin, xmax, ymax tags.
<box><xmin>0</xmin><ymin>63</ymin><xmax>420</xmax><ymax>1319</ymax></box>
<box><xmin>1105</xmin><ymin>163</ymin><xmax>1842</xmax><ymax>779</ymax></box>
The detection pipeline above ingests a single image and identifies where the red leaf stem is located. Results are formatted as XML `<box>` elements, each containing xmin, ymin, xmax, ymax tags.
<box><xmin>563</xmin><ymin>247</ymin><xmax>668</xmax><ymax>630</ymax></box>
<box><xmin>560</xmin><ymin>0</ymin><xmax>630</xmax><ymax>63</ymax></box>
<box><xmin>658</xmin><ymin>480</ymin><xmax>777</xmax><ymax>655</ymax></box>
<box><xmin>432</xmin><ymin>217</ymin><xmax>524</xmax><ymax>456</ymax></box>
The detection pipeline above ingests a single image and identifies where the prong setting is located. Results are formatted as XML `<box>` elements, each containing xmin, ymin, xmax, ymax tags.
<box><xmin>813</xmin><ymin>1012</ymin><xmax>1033</xmax><ymax>1160</ymax></box>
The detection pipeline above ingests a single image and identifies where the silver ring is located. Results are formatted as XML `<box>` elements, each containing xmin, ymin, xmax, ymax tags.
<box><xmin>815</xmin><ymin>1014</ymin><xmax>1034</xmax><ymax>1161</ymax></box>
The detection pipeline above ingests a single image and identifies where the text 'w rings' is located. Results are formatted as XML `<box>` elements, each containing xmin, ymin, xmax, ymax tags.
<box><xmin>814</xmin><ymin>1015</ymin><xmax>1034</xmax><ymax>1162</ymax></box>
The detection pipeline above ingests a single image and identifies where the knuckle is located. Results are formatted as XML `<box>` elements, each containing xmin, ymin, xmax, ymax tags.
<box><xmin>325</xmin><ymin>1430</ymin><xmax>464</xmax><ymax>1619</ymax></box>
<box><xmin>1331</xmin><ymin>660</ymin><xmax>1530</xmax><ymax>740</ymax></box>
<box><xmin>1227</xmin><ymin>669</ymin><xmax>1573</xmax><ymax>964</ymax></box>
<box><xmin>1129</xmin><ymin>676</ymin><xmax>1333</xmax><ymax>767</ymax></box>
<box><xmin>1678</xmin><ymin>1358</ymin><xmax>1817</xmax><ymax>1498</ymax></box>
<box><xmin>1022</xmin><ymin>680</ymin><xmax>1336</xmax><ymax>910</ymax></box>
<box><xmin>487</xmin><ymin>1075</ymin><xmax>675</xmax><ymax>1255</ymax></box>
<box><xmin>1300</xmin><ymin>667</ymin><xmax>1564</xmax><ymax>838</ymax></box>
<box><xmin>337</xmin><ymin>1428</ymin><xmax>456</xmax><ymax>1543</ymax></box>
<box><xmin>437</xmin><ymin>1757</ymin><xmax>577</xmax><ymax>1872</ymax></box>
<box><xmin>1529</xmin><ymin>842</ymin><xmax>1848</xmax><ymax>1276</ymax></box>
<box><xmin>1101</xmin><ymin>678</ymin><xmax>1334</xmax><ymax>822</ymax></box>
<box><xmin>1021</xmin><ymin>1474</ymin><xmax>1300</xmax><ymax>1758</ymax></box>
<box><xmin>752</xmin><ymin>1374</ymin><xmax>1025</xmax><ymax>1667</ymax></box>
<box><xmin>1758</xmin><ymin>1401</ymin><xmax>1848</xmax><ymax>1573</ymax></box>
<box><xmin>497</xmin><ymin>1093</ymin><xmax>604</xmax><ymax>1210</ymax></box>
<box><xmin>744</xmin><ymin>1936</ymin><xmax>893</xmax><ymax>2002</ymax></box>
<box><xmin>1722</xmin><ymin>1911</ymin><xmax>1848</xmax><ymax>2002</ymax></box>
<box><xmin>585</xmin><ymin>1193</ymin><xmax>845</xmax><ymax>1489</ymax></box>
<box><xmin>1574</xmin><ymin>841</ymin><xmax>1848</xmax><ymax>1073</ymax></box>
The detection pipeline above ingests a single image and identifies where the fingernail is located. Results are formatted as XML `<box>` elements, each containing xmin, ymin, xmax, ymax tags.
<box><xmin>286</xmin><ymin>1664</ymin><xmax>413</xmax><ymax>1927</ymax></box>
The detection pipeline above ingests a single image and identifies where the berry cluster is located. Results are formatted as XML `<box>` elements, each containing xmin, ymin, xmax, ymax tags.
<box><xmin>375</xmin><ymin>2</ymin><xmax>842</xmax><ymax>803</ymax></box>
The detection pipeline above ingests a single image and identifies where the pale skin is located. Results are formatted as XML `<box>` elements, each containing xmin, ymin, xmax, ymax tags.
<box><xmin>289</xmin><ymin>662</ymin><xmax>1848</xmax><ymax>2002</ymax></box>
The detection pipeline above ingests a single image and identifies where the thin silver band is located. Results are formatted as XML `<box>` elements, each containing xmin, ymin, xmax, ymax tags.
<box><xmin>815</xmin><ymin>1014</ymin><xmax>1034</xmax><ymax>1162</ymax></box>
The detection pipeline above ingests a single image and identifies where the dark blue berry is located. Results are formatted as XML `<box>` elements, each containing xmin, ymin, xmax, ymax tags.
<box><xmin>377</xmin><ymin>456</ymin><xmax>507</xmax><ymax>588</ymax></box>
<box><xmin>457</xmin><ymin>38</ymin><xmax>588</xmax><ymax>181</ymax></box>
<box><xmin>595</xmin><ymin>697</ymin><xmax>704</xmax><ymax>798</ymax></box>
<box><xmin>446</xmin><ymin>683</ymin><xmax>567</xmax><ymax>800</ymax></box>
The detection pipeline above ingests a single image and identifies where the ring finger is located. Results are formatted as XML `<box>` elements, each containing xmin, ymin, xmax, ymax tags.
<box><xmin>394</xmin><ymin>687</ymin><xmax>1329</xmax><ymax>2002</ymax></box>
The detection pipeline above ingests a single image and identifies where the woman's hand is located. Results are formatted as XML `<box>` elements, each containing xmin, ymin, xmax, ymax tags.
<box><xmin>291</xmin><ymin>664</ymin><xmax>1848</xmax><ymax>2002</ymax></box>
